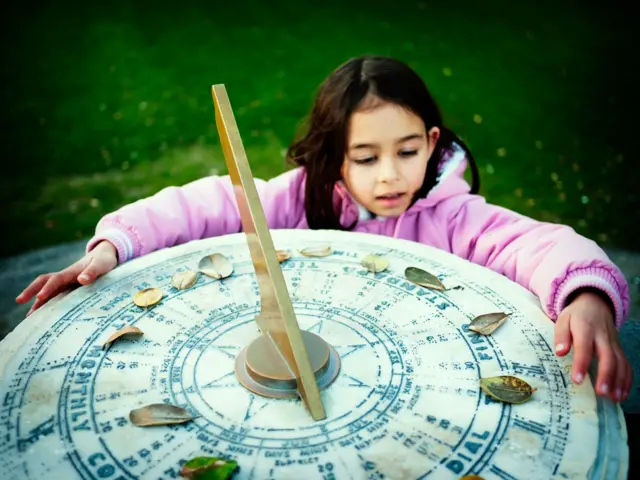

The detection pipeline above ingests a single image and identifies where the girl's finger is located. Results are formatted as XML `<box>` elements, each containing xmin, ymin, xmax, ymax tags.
<box><xmin>594</xmin><ymin>334</ymin><xmax>616</xmax><ymax>397</ymax></box>
<box><xmin>38</xmin><ymin>257</ymin><xmax>90</xmax><ymax>297</ymax></box>
<box><xmin>26</xmin><ymin>295</ymin><xmax>48</xmax><ymax>317</ymax></box>
<box><xmin>613</xmin><ymin>348</ymin><xmax>628</xmax><ymax>402</ymax></box>
<box><xmin>27</xmin><ymin>276</ymin><xmax>78</xmax><ymax>316</ymax></box>
<box><xmin>35</xmin><ymin>273</ymin><xmax>66</xmax><ymax>302</ymax></box>
<box><xmin>570</xmin><ymin>319</ymin><xmax>594</xmax><ymax>385</ymax></box>
<box><xmin>16</xmin><ymin>274</ymin><xmax>51</xmax><ymax>304</ymax></box>
<box><xmin>554</xmin><ymin>311</ymin><xmax>572</xmax><ymax>357</ymax></box>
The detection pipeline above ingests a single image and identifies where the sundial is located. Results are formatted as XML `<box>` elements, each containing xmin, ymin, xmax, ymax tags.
<box><xmin>0</xmin><ymin>86</ymin><xmax>629</xmax><ymax>480</ymax></box>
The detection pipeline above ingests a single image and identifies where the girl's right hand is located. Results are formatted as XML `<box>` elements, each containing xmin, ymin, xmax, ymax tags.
<box><xmin>16</xmin><ymin>240</ymin><xmax>118</xmax><ymax>316</ymax></box>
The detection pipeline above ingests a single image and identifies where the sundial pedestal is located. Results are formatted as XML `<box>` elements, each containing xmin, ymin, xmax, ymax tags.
<box><xmin>235</xmin><ymin>330</ymin><xmax>341</xmax><ymax>399</ymax></box>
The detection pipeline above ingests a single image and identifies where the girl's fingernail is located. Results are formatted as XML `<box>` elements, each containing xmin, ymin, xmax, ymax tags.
<box><xmin>615</xmin><ymin>388</ymin><xmax>622</xmax><ymax>400</ymax></box>
<box><xmin>555</xmin><ymin>343</ymin><xmax>565</xmax><ymax>352</ymax></box>
<box><xmin>601</xmin><ymin>384</ymin><xmax>609</xmax><ymax>395</ymax></box>
<box><xmin>79</xmin><ymin>274</ymin><xmax>90</xmax><ymax>282</ymax></box>
<box><xmin>575</xmin><ymin>373</ymin><xmax>584</xmax><ymax>383</ymax></box>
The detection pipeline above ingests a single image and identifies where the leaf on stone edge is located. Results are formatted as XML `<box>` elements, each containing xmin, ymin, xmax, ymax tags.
<box><xmin>299</xmin><ymin>245</ymin><xmax>331</xmax><ymax>257</ymax></box>
<box><xmin>361</xmin><ymin>254</ymin><xmax>389</xmax><ymax>273</ymax></box>
<box><xmin>179</xmin><ymin>457</ymin><xmax>239</xmax><ymax>479</ymax></box>
<box><xmin>404</xmin><ymin>266</ymin><xmax>445</xmax><ymax>291</ymax></box>
<box><xmin>468</xmin><ymin>312</ymin><xmax>511</xmax><ymax>336</ymax></box>
<box><xmin>102</xmin><ymin>326</ymin><xmax>143</xmax><ymax>350</ymax></box>
<box><xmin>276</xmin><ymin>250</ymin><xmax>291</xmax><ymax>263</ymax></box>
<box><xmin>129</xmin><ymin>403</ymin><xmax>198</xmax><ymax>427</ymax></box>
<box><xmin>479</xmin><ymin>376</ymin><xmax>536</xmax><ymax>404</ymax></box>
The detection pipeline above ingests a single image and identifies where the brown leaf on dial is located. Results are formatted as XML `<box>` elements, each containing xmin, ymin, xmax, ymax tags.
<box><xmin>133</xmin><ymin>288</ymin><xmax>163</xmax><ymax>307</ymax></box>
<box><xmin>102</xmin><ymin>326</ymin><xmax>143</xmax><ymax>350</ymax></box>
<box><xmin>480</xmin><ymin>375</ymin><xmax>536</xmax><ymax>404</ymax></box>
<box><xmin>468</xmin><ymin>312</ymin><xmax>511</xmax><ymax>335</ymax></box>
<box><xmin>129</xmin><ymin>403</ymin><xmax>198</xmax><ymax>427</ymax></box>
<box><xmin>198</xmin><ymin>253</ymin><xmax>233</xmax><ymax>279</ymax></box>
<box><xmin>171</xmin><ymin>270</ymin><xmax>198</xmax><ymax>290</ymax></box>
<box><xmin>404</xmin><ymin>266</ymin><xmax>445</xmax><ymax>291</ymax></box>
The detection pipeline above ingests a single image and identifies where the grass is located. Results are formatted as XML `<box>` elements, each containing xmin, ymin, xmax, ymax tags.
<box><xmin>1</xmin><ymin>0</ymin><xmax>636</xmax><ymax>258</ymax></box>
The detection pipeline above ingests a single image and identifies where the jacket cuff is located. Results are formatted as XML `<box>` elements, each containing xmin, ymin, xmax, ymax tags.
<box><xmin>86</xmin><ymin>228</ymin><xmax>137</xmax><ymax>264</ymax></box>
<box><xmin>553</xmin><ymin>267</ymin><xmax>625</xmax><ymax>329</ymax></box>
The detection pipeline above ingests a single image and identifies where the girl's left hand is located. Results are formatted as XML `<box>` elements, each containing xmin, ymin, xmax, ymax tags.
<box><xmin>554</xmin><ymin>290</ymin><xmax>631</xmax><ymax>402</ymax></box>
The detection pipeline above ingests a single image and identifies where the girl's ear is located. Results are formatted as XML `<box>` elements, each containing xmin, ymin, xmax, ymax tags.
<box><xmin>427</xmin><ymin>126</ymin><xmax>440</xmax><ymax>145</ymax></box>
<box><xmin>426</xmin><ymin>126</ymin><xmax>440</xmax><ymax>158</ymax></box>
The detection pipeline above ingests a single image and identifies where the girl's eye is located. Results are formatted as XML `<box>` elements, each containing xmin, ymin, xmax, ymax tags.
<box><xmin>399</xmin><ymin>150</ymin><xmax>418</xmax><ymax>158</ymax></box>
<box><xmin>354</xmin><ymin>156</ymin><xmax>376</xmax><ymax>165</ymax></box>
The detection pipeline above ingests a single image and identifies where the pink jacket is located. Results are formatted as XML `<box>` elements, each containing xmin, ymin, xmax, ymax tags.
<box><xmin>87</xmin><ymin>146</ymin><xmax>629</xmax><ymax>328</ymax></box>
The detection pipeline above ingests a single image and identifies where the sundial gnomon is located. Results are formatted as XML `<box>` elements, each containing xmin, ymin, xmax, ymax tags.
<box><xmin>0</xmin><ymin>86</ymin><xmax>627</xmax><ymax>480</ymax></box>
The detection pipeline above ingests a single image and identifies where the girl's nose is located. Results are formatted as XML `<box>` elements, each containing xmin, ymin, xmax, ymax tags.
<box><xmin>377</xmin><ymin>158</ymin><xmax>400</xmax><ymax>183</ymax></box>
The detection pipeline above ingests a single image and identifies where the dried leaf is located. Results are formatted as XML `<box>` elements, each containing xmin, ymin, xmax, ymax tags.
<box><xmin>133</xmin><ymin>288</ymin><xmax>163</xmax><ymax>307</ymax></box>
<box><xmin>129</xmin><ymin>403</ymin><xmax>197</xmax><ymax>427</ymax></box>
<box><xmin>460</xmin><ymin>476</ymin><xmax>485</xmax><ymax>480</ymax></box>
<box><xmin>468</xmin><ymin>312</ymin><xmax>511</xmax><ymax>336</ymax></box>
<box><xmin>172</xmin><ymin>270</ymin><xmax>198</xmax><ymax>290</ymax></box>
<box><xmin>299</xmin><ymin>245</ymin><xmax>331</xmax><ymax>257</ymax></box>
<box><xmin>405</xmin><ymin>266</ymin><xmax>445</xmax><ymax>291</ymax></box>
<box><xmin>198</xmin><ymin>254</ymin><xmax>233</xmax><ymax>279</ymax></box>
<box><xmin>479</xmin><ymin>376</ymin><xmax>536</xmax><ymax>404</ymax></box>
<box><xmin>276</xmin><ymin>250</ymin><xmax>291</xmax><ymax>263</ymax></box>
<box><xmin>362</xmin><ymin>254</ymin><xmax>388</xmax><ymax>273</ymax></box>
<box><xmin>102</xmin><ymin>326</ymin><xmax>143</xmax><ymax>349</ymax></box>
<box><xmin>180</xmin><ymin>457</ymin><xmax>239</xmax><ymax>479</ymax></box>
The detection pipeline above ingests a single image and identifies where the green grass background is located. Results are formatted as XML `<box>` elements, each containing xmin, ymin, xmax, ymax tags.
<box><xmin>1</xmin><ymin>0</ymin><xmax>636</xmax><ymax>258</ymax></box>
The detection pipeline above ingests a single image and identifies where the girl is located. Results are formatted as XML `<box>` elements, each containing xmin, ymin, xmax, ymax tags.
<box><xmin>17</xmin><ymin>55</ymin><xmax>631</xmax><ymax>403</ymax></box>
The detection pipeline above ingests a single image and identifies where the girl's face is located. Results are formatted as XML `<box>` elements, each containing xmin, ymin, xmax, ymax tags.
<box><xmin>341</xmin><ymin>100</ymin><xmax>439</xmax><ymax>218</ymax></box>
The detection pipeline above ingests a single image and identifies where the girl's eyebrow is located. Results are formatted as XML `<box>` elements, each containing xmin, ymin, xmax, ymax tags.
<box><xmin>350</xmin><ymin>133</ymin><xmax>425</xmax><ymax>150</ymax></box>
<box><xmin>396</xmin><ymin>133</ymin><xmax>424</xmax><ymax>143</ymax></box>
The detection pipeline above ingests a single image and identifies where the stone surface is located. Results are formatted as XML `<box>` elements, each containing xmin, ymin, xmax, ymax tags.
<box><xmin>1</xmin><ymin>238</ymin><xmax>639</xmax><ymax>412</ymax></box>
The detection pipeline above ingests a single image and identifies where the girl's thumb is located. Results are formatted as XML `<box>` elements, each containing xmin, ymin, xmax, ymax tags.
<box><xmin>77</xmin><ymin>257</ymin><xmax>106</xmax><ymax>285</ymax></box>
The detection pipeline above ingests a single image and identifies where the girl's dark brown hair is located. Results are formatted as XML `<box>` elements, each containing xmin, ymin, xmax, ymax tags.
<box><xmin>286</xmin><ymin>55</ymin><xmax>480</xmax><ymax>230</ymax></box>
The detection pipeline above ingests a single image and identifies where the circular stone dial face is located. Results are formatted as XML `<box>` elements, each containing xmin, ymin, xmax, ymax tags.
<box><xmin>0</xmin><ymin>230</ymin><xmax>626</xmax><ymax>479</ymax></box>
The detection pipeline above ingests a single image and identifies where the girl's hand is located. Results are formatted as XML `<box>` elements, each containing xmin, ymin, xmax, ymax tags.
<box><xmin>554</xmin><ymin>289</ymin><xmax>631</xmax><ymax>402</ymax></box>
<box><xmin>15</xmin><ymin>240</ymin><xmax>118</xmax><ymax>316</ymax></box>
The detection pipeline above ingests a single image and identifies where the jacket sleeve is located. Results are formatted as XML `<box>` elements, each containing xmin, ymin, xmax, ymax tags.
<box><xmin>85</xmin><ymin>167</ymin><xmax>306</xmax><ymax>263</ymax></box>
<box><xmin>437</xmin><ymin>194</ymin><xmax>630</xmax><ymax>328</ymax></box>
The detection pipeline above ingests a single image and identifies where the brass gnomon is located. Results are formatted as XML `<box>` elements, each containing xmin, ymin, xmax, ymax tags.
<box><xmin>211</xmin><ymin>85</ymin><xmax>340</xmax><ymax>421</ymax></box>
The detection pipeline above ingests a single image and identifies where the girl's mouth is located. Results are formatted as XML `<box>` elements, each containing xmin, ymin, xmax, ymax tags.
<box><xmin>376</xmin><ymin>192</ymin><xmax>406</xmax><ymax>206</ymax></box>
<box><xmin>377</xmin><ymin>192</ymin><xmax>404</xmax><ymax>199</ymax></box>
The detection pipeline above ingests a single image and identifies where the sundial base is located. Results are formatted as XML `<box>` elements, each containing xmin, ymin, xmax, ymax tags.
<box><xmin>0</xmin><ymin>230</ymin><xmax>627</xmax><ymax>479</ymax></box>
<box><xmin>234</xmin><ymin>330</ymin><xmax>341</xmax><ymax>399</ymax></box>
